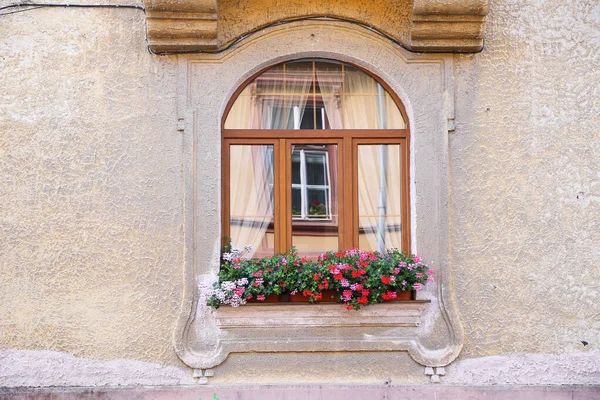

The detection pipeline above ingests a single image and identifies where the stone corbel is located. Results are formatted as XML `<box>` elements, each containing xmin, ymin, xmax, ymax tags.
<box><xmin>144</xmin><ymin>0</ymin><xmax>488</xmax><ymax>54</ymax></box>
<box><xmin>410</xmin><ymin>0</ymin><xmax>489</xmax><ymax>52</ymax></box>
<box><xmin>145</xmin><ymin>0</ymin><xmax>218</xmax><ymax>53</ymax></box>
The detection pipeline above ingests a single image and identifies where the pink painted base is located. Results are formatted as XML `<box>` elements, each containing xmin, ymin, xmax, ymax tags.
<box><xmin>2</xmin><ymin>385</ymin><xmax>599</xmax><ymax>400</ymax></box>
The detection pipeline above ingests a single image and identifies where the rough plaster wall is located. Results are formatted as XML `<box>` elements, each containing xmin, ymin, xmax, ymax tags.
<box><xmin>0</xmin><ymin>5</ymin><xmax>186</xmax><ymax>376</ymax></box>
<box><xmin>448</xmin><ymin>0</ymin><xmax>600</xmax><ymax>381</ymax></box>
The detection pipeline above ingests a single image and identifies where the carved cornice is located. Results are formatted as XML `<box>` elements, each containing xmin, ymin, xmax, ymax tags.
<box><xmin>144</xmin><ymin>0</ymin><xmax>488</xmax><ymax>54</ymax></box>
<box><xmin>145</xmin><ymin>0</ymin><xmax>218</xmax><ymax>53</ymax></box>
<box><xmin>410</xmin><ymin>0</ymin><xmax>489</xmax><ymax>52</ymax></box>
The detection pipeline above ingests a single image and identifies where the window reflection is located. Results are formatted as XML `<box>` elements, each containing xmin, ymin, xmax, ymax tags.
<box><xmin>291</xmin><ymin>144</ymin><xmax>339</xmax><ymax>257</ymax></box>
<box><xmin>224</xmin><ymin>59</ymin><xmax>405</xmax><ymax>130</ymax></box>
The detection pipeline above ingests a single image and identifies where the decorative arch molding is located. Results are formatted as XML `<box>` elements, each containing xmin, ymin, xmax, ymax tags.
<box><xmin>174</xmin><ymin>21</ymin><xmax>463</xmax><ymax>384</ymax></box>
<box><xmin>145</xmin><ymin>0</ymin><xmax>488</xmax><ymax>54</ymax></box>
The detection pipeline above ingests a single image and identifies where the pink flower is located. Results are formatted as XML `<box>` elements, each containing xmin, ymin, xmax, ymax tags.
<box><xmin>257</xmin><ymin>294</ymin><xmax>265</xmax><ymax>301</ymax></box>
<box><xmin>407</xmin><ymin>264</ymin><xmax>414</xmax><ymax>271</ymax></box>
<box><xmin>254</xmin><ymin>278</ymin><xmax>264</xmax><ymax>286</ymax></box>
<box><xmin>342</xmin><ymin>290</ymin><xmax>353</xmax><ymax>301</ymax></box>
<box><xmin>428</xmin><ymin>269</ymin><xmax>435</xmax><ymax>275</ymax></box>
<box><xmin>414</xmin><ymin>283</ymin><xmax>423</xmax><ymax>291</ymax></box>
<box><xmin>393</xmin><ymin>268</ymin><xmax>400</xmax><ymax>274</ymax></box>
<box><xmin>233</xmin><ymin>287</ymin><xmax>245</xmax><ymax>296</ymax></box>
<box><xmin>281</xmin><ymin>257</ymin><xmax>288</xmax><ymax>265</ymax></box>
<box><xmin>290</xmin><ymin>290</ymin><xmax>298</xmax><ymax>295</ymax></box>
<box><xmin>341</xmin><ymin>279</ymin><xmax>350</xmax><ymax>287</ymax></box>
<box><xmin>252</xmin><ymin>270</ymin><xmax>263</xmax><ymax>277</ymax></box>
<box><xmin>399</xmin><ymin>261</ymin><xmax>407</xmax><ymax>267</ymax></box>
<box><xmin>401</xmin><ymin>280</ymin><xmax>407</xmax><ymax>286</ymax></box>
<box><xmin>413</xmin><ymin>255</ymin><xmax>422</xmax><ymax>263</ymax></box>
<box><xmin>416</xmin><ymin>272</ymin><xmax>423</xmax><ymax>278</ymax></box>
<box><xmin>427</xmin><ymin>276</ymin><xmax>435</xmax><ymax>283</ymax></box>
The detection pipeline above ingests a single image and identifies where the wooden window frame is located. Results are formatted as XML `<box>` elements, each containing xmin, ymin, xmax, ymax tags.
<box><xmin>222</xmin><ymin>60</ymin><xmax>411</xmax><ymax>254</ymax></box>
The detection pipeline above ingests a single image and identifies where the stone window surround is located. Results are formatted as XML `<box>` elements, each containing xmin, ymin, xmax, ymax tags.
<box><xmin>173</xmin><ymin>21</ymin><xmax>464</xmax><ymax>384</ymax></box>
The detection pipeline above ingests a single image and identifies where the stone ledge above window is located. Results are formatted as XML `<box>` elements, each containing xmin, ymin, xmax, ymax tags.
<box><xmin>214</xmin><ymin>301</ymin><xmax>430</xmax><ymax>329</ymax></box>
<box><xmin>144</xmin><ymin>0</ymin><xmax>489</xmax><ymax>54</ymax></box>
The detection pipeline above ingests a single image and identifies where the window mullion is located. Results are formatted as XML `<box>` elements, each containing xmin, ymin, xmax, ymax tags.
<box><xmin>300</xmin><ymin>149</ymin><xmax>308</xmax><ymax>219</ymax></box>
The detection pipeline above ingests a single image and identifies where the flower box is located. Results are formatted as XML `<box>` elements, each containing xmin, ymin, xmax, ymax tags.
<box><xmin>205</xmin><ymin>243</ymin><xmax>434</xmax><ymax>311</ymax></box>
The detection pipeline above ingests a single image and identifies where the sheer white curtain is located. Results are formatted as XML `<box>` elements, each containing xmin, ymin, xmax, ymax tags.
<box><xmin>357</xmin><ymin>145</ymin><xmax>402</xmax><ymax>252</ymax></box>
<box><xmin>283</xmin><ymin>62</ymin><xmax>313</xmax><ymax>130</ymax></box>
<box><xmin>315</xmin><ymin>62</ymin><xmax>344</xmax><ymax>129</ymax></box>
<box><xmin>229</xmin><ymin>145</ymin><xmax>274</xmax><ymax>257</ymax></box>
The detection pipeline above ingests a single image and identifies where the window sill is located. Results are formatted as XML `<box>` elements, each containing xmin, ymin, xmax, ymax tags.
<box><xmin>213</xmin><ymin>301</ymin><xmax>430</xmax><ymax>329</ymax></box>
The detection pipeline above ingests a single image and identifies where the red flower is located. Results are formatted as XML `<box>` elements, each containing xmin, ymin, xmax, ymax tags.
<box><xmin>335</xmin><ymin>251</ymin><xmax>343</xmax><ymax>257</ymax></box>
<box><xmin>361</xmin><ymin>289</ymin><xmax>369</xmax><ymax>296</ymax></box>
<box><xmin>360</xmin><ymin>261</ymin><xmax>369</xmax><ymax>267</ymax></box>
<box><xmin>302</xmin><ymin>290</ymin><xmax>312</xmax><ymax>297</ymax></box>
<box><xmin>344</xmin><ymin>303</ymin><xmax>353</xmax><ymax>310</ymax></box>
<box><xmin>382</xmin><ymin>291</ymin><xmax>397</xmax><ymax>300</ymax></box>
<box><xmin>313</xmin><ymin>200</ymin><xmax>320</xmax><ymax>205</ymax></box>
<box><xmin>333</xmin><ymin>273</ymin><xmax>343</xmax><ymax>281</ymax></box>
<box><xmin>313</xmin><ymin>274</ymin><xmax>321</xmax><ymax>281</ymax></box>
<box><xmin>351</xmin><ymin>270</ymin><xmax>360</xmax><ymax>278</ymax></box>
<box><xmin>381</xmin><ymin>276</ymin><xmax>392</xmax><ymax>284</ymax></box>
<box><xmin>294</xmin><ymin>260</ymin><xmax>300</xmax><ymax>266</ymax></box>
<box><xmin>357</xmin><ymin>296</ymin><xmax>368</xmax><ymax>304</ymax></box>
<box><xmin>313</xmin><ymin>292</ymin><xmax>322</xmax><ymax>300</ymax></box>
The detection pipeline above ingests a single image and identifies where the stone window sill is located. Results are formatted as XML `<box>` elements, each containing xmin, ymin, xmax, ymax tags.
<box><xmin>213</xmin><ymin>301</ymin><xmax>430</xmax><ymax>329</ymax></box>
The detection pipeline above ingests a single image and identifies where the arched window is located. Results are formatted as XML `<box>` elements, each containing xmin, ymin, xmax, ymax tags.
<box><xmin>223</xmin><ymin>59</ymin><xmax>410</xmax><ymax>258</ymax></box>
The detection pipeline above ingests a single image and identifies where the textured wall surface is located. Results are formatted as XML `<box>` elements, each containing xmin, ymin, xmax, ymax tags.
<box><xmin>1</xmin><ymin>0</ymin><xmax>599</xmax><ymax>388</ymax></box>
<box><xmin>0</xmin><ymin>5</ymin><xmax>187</xmax><ymax>378</ymax></box>
<box><xmin>449</xmin><ymin>0</ymin><xmax>600</xmax><ymax>373</ymax></box>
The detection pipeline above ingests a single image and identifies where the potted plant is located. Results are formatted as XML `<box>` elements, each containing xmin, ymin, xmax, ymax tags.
<box><xmin>206</xmin><ymin>242</ymin><xmax>434</xmax><ymax>310</ymax></box>
<box><xmin>366</xmin><ymin>248</ymin><xmax>434</xmax><ymax>303</ymax></box>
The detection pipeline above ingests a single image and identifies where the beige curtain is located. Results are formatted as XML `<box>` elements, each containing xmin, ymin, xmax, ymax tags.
<box><xmin>357</xmin><ymin>145</ymin><xmax>403</xmax><ymax>252</ymax></box>
<box><xmin>229</xmin><ymin>145</ymin><xmax>274</xmax><ymax>257</ymax></box>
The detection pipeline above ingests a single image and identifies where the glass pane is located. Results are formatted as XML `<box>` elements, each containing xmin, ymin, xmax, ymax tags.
<box><xmin>292</xmin><ymin>188</ymin><xmax>302</xmax><ymax>218</ymax></box>
<box><xmin>291</xmin><ymin>152</ymin><xmax>301</xmax><ymax>184</ymax></box>
<box><xmin>229</xmin><ymin>145</ymin><xmax>274</xmax><ymax>258</ymax></box>
<box><xmin>305</xmin><ymin>153</ymin><xmax>327</xmax><ymax>186</ymax></box>
<box><xmin>358</xmin><ymin>144</ymin><xmax>402</xmax><ymax>252</ymax></box>
<box><xmin>224</xmin><ymin>59</ymin><xmax>405</xmax><ymax>130</ymax></box>
<box><xmin>291</xmin><ymin>144</ymin><xmax>339</xmax><ymax>257</ymax></box>
<box><xmin>307</xmin><ymin>189</ymin><xmax>327</xmax><ymax>218</ymax></box>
